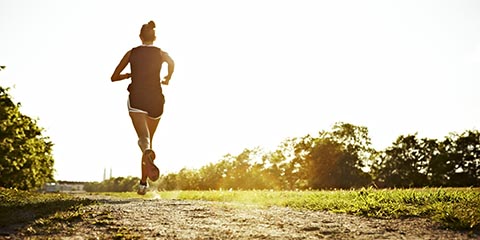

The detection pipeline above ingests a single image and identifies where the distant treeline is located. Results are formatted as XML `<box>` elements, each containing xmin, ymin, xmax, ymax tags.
<box><xmin>156</xmin><ymin>122</ymin><xmax>479</xmax><ymax>190</ymax></box>
<box><xmin>86</xmin><ymin>122</ymin><xmax>479</xmax><ymax>192</ymax></box>
<box><xmin>84</xmin><ymin>176</ymin><xmax>140</xmax><ymax>192</ymax></box>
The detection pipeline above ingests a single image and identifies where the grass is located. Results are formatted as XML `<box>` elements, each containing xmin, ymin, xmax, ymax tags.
<box><xmin>0</xmin><ymin>188</ymin><xmax>95</xmax><ymax>234</ymax></box>
<box><xmin>1</xmin><ymin>187</ymin><xmax>478</xmax><ymax>235</ymax></box>
<box><xmin>154</xmin><ymin>187</ymin><xmax>480</xmax><ymax>231</ymax></box>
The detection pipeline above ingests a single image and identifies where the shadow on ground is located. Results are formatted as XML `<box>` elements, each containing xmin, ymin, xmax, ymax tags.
<box><xmin>0</xmin><ymin>194</ymin><xmax>96</xmax><ymax>236</ymax></box>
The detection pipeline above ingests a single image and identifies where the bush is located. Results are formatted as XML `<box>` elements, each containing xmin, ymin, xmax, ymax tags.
<box><xmin>0</xmin><ymin>84</ymin><xmax>54</xmax><ymax>190</ymax></box>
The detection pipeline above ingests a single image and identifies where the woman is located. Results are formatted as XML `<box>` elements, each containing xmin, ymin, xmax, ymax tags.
<box><xmin>111</xmin><ymin>20</ymin><xmax>175</xmax><ymax>195</ymax></box>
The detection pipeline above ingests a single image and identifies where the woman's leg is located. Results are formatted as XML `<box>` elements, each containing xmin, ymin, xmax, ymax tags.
<box><xmin>129</xmin><ymin>113</ymin><xmax>161</xmax><ymax>150</ymax></box>
<box><xmin>146</xmin><ymin>117</ymin><xmax>161</xmax><ymax>149</ymax></box>
<box><xmin>144</xmin><ymin>116</ymin><xmax>161</xmax><ymax>182</ymax></box>
<box><xmin>129</xmin><ymin>112</ymin><xmax>162</xmax><ymax>184</ymax></box>
<box><xmin>129</xmin><ymin>112</ymin><xmax>150</xmax><ymax>183</ymax></box>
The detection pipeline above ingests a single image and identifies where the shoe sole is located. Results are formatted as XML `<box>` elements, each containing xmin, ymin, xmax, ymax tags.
<box><xmin>143</xmin><ymin>149</ymin><xmax>159</xmax><ymax>181</ymax></box>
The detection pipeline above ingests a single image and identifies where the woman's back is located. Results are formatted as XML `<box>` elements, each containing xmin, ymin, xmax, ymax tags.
<box><xmin>129</xmin><ymin>46</ymin><xmax>163</xmax><ymax>92</ymax></box>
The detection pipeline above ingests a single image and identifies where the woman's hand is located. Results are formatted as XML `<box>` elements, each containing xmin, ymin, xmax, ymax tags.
<box><xmin>161</xmin><ymin>76</ymin><xmax>170</xmax><ymax>85</ymax></box>
<box><xmin>122</xmin><ymin>73</ymin><xmax>131</xmax><ymax>79</ymax></box>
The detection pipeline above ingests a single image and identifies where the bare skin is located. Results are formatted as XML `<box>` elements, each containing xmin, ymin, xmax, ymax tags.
<box><xmin>129</xmin><ymin>112</ymin><xmax>160</xmax><ymax>183</ymax></box>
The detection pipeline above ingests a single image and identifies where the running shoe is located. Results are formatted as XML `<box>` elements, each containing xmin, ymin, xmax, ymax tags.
<box><xmin>143</xmin><ymin>149</ymin><xmax>159</xmax><ymax>181</ymax></box>
<box><xmin>137</xmin><ymin>183</ymin><xmax>148</xmax><ymax>195</ymax></box>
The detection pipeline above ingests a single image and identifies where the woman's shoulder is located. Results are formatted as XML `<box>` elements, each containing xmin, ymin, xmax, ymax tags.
<box><xmin>134</xmin><ymin>45</ymin><xmax>161</xmax><ymax>50</ymax></box>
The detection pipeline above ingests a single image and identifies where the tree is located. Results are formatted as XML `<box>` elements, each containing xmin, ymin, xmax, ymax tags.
<box><xmin>444</xmin><ymin>130</ymin><xmax>480</xmax><ymax>186</ymax></box>
<box><xmin>197</xmin><ymin>162</ymin><xmax>224</xmax><ymax>190</ymax></box>
<box><xmin>261</xmin><ymin>148</ymin><xmax>290</xmax><ymax>190</ymax></box>
<box><xmin>218</xmin><ymin>148</ymin><xmax>266</xmax><ymax>190</ymax></box>
<box><xmin>425</xmin><ymin>138</ymin><xmax>450</xmax><ymax>186</ymax></box>
<box><xmin>157</xmin><ymin>173</ymin><xmax>177</xmax><ymax>190</ymax></box>
<box><xmin>305</xmin><ymin>138</ymin><xmax>344</xmax><ymax>188</ymax></box>
<box><xmin>262</xmin><ymin>137</ymin><xmax>307</xmax><ymax>190</ymax></box>
<box><xmin>294</xmin><ymin>122</ymin><xmax>373</xmax><ymax>189</ymax></box>
<box><xmin>0</xmin><ymin>75</ymin><xmax>55</xmax><ymax>190</ymax></box>
<box><xmin>84</xmin><ymin>176</ymin><xmax>140</xmax><ymax>192</ymax></box>
<box><xmin>176</xmin><ymin>168</ymin><xmax>201</xmax><ymax>190</ymax></box>
<box><xmin>328</xmin><ymin>122</ymin><xmax>376</xmax><ymax>180</ymax></box>
<box><xmin>373</xmin><ymin>134</ymin><xmax>431</xmax><ymax>187</ymax></box>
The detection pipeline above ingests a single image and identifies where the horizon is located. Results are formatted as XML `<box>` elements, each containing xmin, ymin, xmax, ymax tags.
<box><xmin>53</xmin><ymin>123</ymin><xmax>479</xmax><ymax>182</ymax></box>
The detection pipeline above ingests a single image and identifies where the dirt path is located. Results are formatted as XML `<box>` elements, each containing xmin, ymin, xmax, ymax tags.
<box><xmin>10</xmin><ymin>194</ymin><xmax>479</xmax><ymax>239</ymax></box>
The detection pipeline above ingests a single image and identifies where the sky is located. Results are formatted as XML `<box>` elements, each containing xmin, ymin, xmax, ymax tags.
<box><xmin>1</xmin><ymin>0</ymin><xmax>480</xmax><ymax>182</ymax></box>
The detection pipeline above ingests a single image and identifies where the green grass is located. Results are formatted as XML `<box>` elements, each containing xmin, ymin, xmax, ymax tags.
<box><xmin>0</xmin><ymin>188</ymin><xmax>95</xmax><ymax>231</ymax></box>
<box><xmin>155</xmin><ymin>188</ymin><xmax>480</xmax><ymax>231</ymax></box>
<box><xmin>2</xmin><ymin>188</ymin><xmax>478</xmax><ymax>234</ymax></box>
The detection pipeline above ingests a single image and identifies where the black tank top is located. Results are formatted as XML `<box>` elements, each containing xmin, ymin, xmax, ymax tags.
<box><xmin>128</xmin><ymin>46</ymin><xmax>163</xmax><ymax>94</ymax></box>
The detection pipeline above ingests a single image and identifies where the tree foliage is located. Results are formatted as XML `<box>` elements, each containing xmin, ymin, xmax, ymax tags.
<box><xmin>79</xmin><ymin>122</ymin><xmax>480</xmax><ymax>192</ymax></box>
<box><xmin>154</xmin><ymin>122</ymin><xmax>378</xmax><ymax>191</ymax></box>
<box><xmin>373</xmin><ymin>134</ymin><xmax>431</xmax><ymax>187</ymax></box>
<box><xmin>442</xmin><ymin>130</ymin><xmax>480</xmax><ymax>186</ymax></box>
<box><xmin>152</xmin><ymin>122</ymin><xmax>479</xmax><ymax>191</ymax></box>
<box><xmin>84</xmin><ymin>176</ymin><xmax>140</xmax><ymax>192</ymax></box>
<box><xmin>297</xmin><ymin>122</ymin><xmax>374</xmax><ymax>189</ymax></box>
<box><xmin>373</xmin><ymin>131</ymin><xmax>480</xmax><ymax>188</ymax></box>
<box><xmin>0</xmin><ymin>85</ymin><xmax>54</xmax><ymax>190</ymax></box>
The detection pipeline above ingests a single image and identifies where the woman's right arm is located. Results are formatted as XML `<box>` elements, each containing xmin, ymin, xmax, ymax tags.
<box><xmin>111</xmin><ymin>51</ymin><xmax>131</xmax><ymax>82</ymax></box>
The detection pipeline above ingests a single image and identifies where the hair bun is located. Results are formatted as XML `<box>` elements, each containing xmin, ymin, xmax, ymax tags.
<box><xmin>148</xmin><ymin>21</ymin><xmax>156</xmax><ymax>29</ymax></box>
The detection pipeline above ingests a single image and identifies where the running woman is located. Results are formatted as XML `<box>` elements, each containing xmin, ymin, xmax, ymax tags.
<box><xmin>111</xmin><ymin>20</ymin><xmax>175</xmax><ymax>195</ymax></box>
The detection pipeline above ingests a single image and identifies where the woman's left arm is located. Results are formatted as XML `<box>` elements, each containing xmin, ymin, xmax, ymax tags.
<box><xmin>161</xmin><ymin>51</ymin><xmax>175</xmax><ymax>85</ymax></box>
<box><xmin>111</xmin><ymin>50</ymin><xmax>131</xmax><ymax>82</ymax></box>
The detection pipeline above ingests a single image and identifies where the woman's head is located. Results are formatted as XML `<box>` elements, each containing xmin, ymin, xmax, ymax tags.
<box><xmin>140</xmin><ymin>20</ymin><xmax>156</xmax><ymax>43</ymax></box>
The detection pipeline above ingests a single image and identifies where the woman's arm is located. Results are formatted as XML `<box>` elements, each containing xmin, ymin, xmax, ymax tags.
<box><xmin>111</xmin><ymin>51</ymin><xmax>132</xmax><ymax>82</ymax></box>
<box><xmin>161</xmin><ymin>52</ymin><xmax>175</xmax><ymax>85</ymax></box>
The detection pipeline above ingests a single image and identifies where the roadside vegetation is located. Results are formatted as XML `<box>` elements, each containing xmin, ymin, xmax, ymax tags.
<box><xmin>0</xmin><ymin>78</ymin><xmax>54</xmax><ymax>190</ymax></box>
<box><xmin>99</xmin><ymin>188</ymin><xmax>480</xmax><ymax>232</ymax></box>
<box><xmin>0</xmin><ymin>188</ymin><xmax>95</xmax><ymax>233</ymax></box>
<box><xmin>152</xmin><ymin>122</ymin><xmax>480</xmax><ymax>192</ymax></box>
<box><xmin>0</xmin><ymin>187</ymin><xmax>478</xmax><ymax>236</ymax></box>
<box><xmin>89</xmin><ymin>122</ymin><xmax>480</xmax><ymax>194</ymax></box>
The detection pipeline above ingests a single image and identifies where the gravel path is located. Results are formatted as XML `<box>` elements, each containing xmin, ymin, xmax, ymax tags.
<box><xmin>9</xmin><ymin>194</ymin><xmax>480</xmax><ymax>239</ymax></box>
